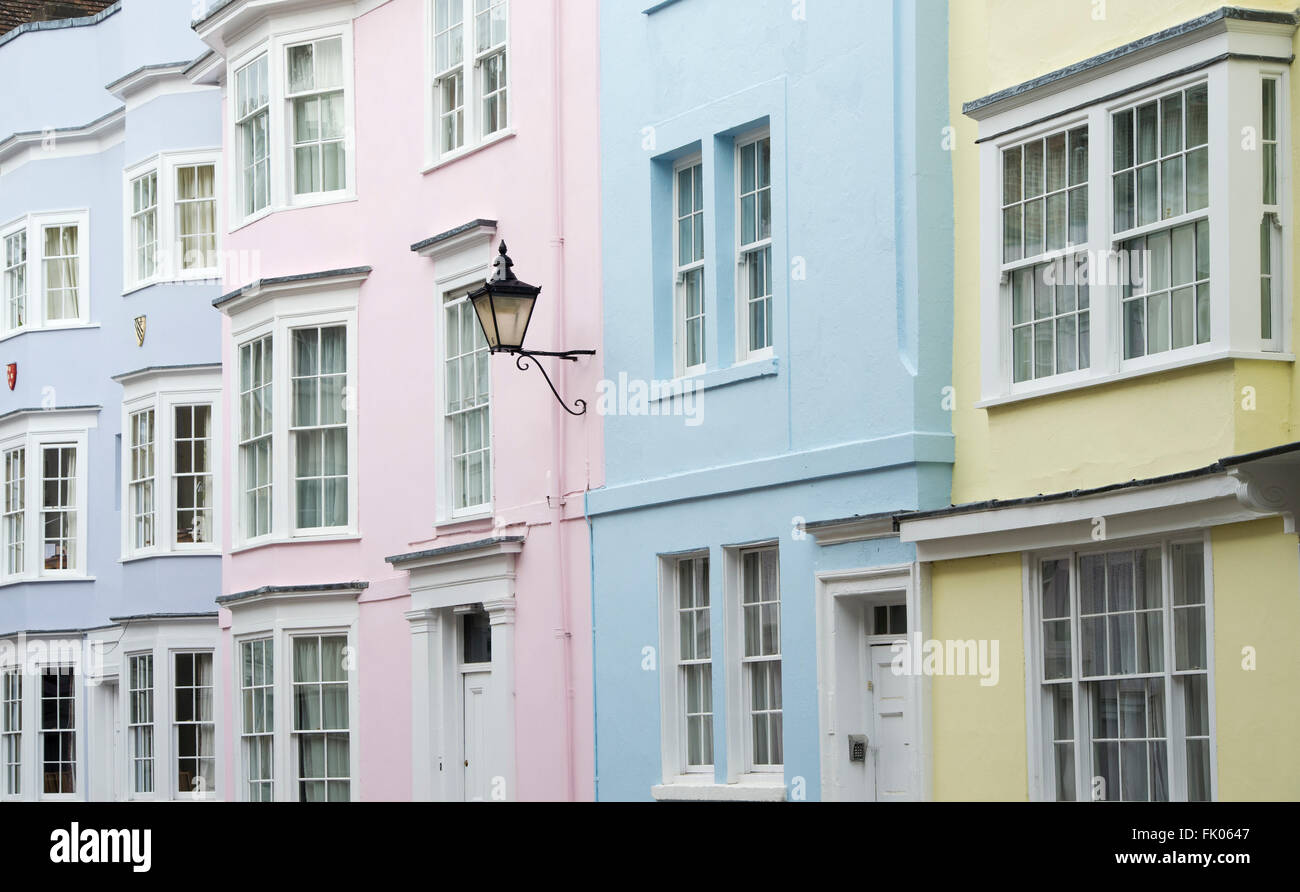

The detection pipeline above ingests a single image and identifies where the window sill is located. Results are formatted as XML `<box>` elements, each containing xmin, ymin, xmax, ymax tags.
<box><xmin>659</xmin><ymin>357</ymin><xmax>779</xmax><ymax>402</ymax></box>
<box><xmin>978</xmin><ymin>349</ymin><xmax>1295</xmax><ymax>409</ymax></box>
<box><xmin>123</xmin><ymin>275</ymin><xmax>222</xmax><ymax>297</ymax></box>
<box><xmin>651</xmin><ymin>778</ymin><xmax>787</xmax><ymax>802</ymax></box>
<box><xmin>422</xmin><ymin>129</ymin><xmax>517</xmax><ymax>174</ymax></box>
<box><xmin>230</xmin><ymin>534</ymin><xmax>361</xmax><ymax>556</ymax></box>
<box><xmin>0</xmin><ymin>323</ymin><xmax>100</xmax><ymax>344</ymax></box>
<box><xmin>119</xmin><ymin>550</ymin><xmax>220</xmax><ymax>564</ymax></box>
<box><xmin>0</xmin><ymin>574</ymin><xmax>95</xmax><ymax>588</ymax></box>
<box><xmin>434</xmin><ymin>510</ymin><xmax>495</xmax><ymax>531</ymax></box>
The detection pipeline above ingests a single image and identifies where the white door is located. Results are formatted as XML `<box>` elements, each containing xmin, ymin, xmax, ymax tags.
<box><xmin>461</xmin><ymin>671</ymin><xmax>491</xmax><ymax>802</ymax></box>
<box><xmin>869</xmin><ymin>643</ymin><xmax>912</xmax><ymax>801</ymax></box>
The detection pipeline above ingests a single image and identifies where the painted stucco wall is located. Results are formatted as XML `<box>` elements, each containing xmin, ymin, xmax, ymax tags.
<box><xmin>0</xmin><ymin>0</ymin><xmax>222</xmax><ymax>637</ymax></box>
<box><xmin>212</xmin><ymin>0</ymin><xmax>601</xmax><ymax>801</ymax></box>
<box><xmin>929</xmin><ymin>553</ymin><xmax>1027</xmax><ymax>801</ymax></box>
<box><xmin>947</xmin><ymin>0</ymin><xmax>1298</xmax><ymax>505</ymax></box>
<box><xmin>1209</xmin><ymin>518</ymin><xmax>1300</xmax><ymax>800</ymax></box>
<box><xmin>591</xmin><ymin>0</ymin><xmax>953</xmax><ymax>800</ymax></box>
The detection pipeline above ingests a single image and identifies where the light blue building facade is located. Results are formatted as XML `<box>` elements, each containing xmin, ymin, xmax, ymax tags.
<box><xmin>589</xmin><ymin>0</ymin><xmax>954</xmax><ymax>802</ymax></box>
<box><xmin>0</xmin><ymin>0</ymin><xmax>224</xmax><ymax>801</ymax></box>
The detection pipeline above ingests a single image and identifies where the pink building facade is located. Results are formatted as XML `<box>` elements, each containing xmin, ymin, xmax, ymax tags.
<box><xmin>191</xmin><ymin>0</ymin><xmax>600</xmax><ymax>801</ymax></box>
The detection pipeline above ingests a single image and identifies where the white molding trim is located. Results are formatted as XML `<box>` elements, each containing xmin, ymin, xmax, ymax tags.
<box><xmin>814</xmin><ymin>563</ymin><xmax>928</xmax><ymax>802</ymax></box>
<box><xmin>0</xmin><ymin>110</ymin><xmax>125</xmax><ymax>178</ymax></box>
<box><xmin>394</xmin><ymin>538</ymin><xmax>520</xmax><ymax>802</ymax></box>
<box><xmin>899</xmin><ymin>473</ymin><xmax>1276</xmax><ymax>562</ymax></box>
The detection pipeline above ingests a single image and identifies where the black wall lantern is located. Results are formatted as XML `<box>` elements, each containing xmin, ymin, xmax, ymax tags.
<box><xmin>468</xmin><ymin>241</ymin><xmax>596</xmax><ymax>416</ymax></box>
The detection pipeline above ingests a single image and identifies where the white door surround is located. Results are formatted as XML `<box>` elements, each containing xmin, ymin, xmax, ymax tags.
<box><xmin>391</xmin><ymin>536</ymin><xmax>521</xmax><ymax>803</ymax></box>
<box><xmin>815</xmin><ymin>563</ymin><xmax>931</xmax><ymax>802</ymax></box>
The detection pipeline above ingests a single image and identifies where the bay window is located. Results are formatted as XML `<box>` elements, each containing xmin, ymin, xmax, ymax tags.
<box><xmin>1035</xmin><ymin>540</ymin><xmax>1212</xmax><ymax>801</ymax></box>
<box><xmin>223</xmin><ymin>276</ymin><xmax>360</xmax><ymax>545</ymax></box>
<box><xmin>972</xmin><ymin>14</ymin><xmax>1294</xmax><ymax>404</ymax></box>
<box><xmin>429</xmin><ymin>0</ymin><xmax>510</xmax><ymax>164</ymax></box>
<box><xmin>0</xmin><ymin>412</ymin><xmax>90</xmax><ymax>582</ymax></box>
<box><xmin>0</xmin><ymin>213</ymin><xmax>89</xmax><ymax>334</ymax></box>
<box><xmin>675</xmin><ymin>158</ymin><xmax>706</xmax><ymax>376</ymax></box>
<box><xmin>118</xmin><ymin>368</ymin><xmax>221</xmax><ymax>558</ymax></box>
<box><xmin>229</xmin><ymin>24</ymin><xmax>355</xmax><ymax>222</ymax></box>
<box><xmin>123</xmin><ymin>154</ymin><xmax>221</xmax><ymax>290</ymax></box>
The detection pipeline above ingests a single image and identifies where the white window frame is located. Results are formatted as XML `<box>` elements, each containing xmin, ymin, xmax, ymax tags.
<box><xmin>424</xmin><ymin>0</ymin><xmax>512</xmax><ymax>169</ymax></box>
<box><xmin>721</xmin><ymin>543</ymin><xmax>785</xmax><ymax>787</ymax></box>
<box><xmin>674</xmin><ymin>155</ymin><xmax>707</xmax><ymax>378</ymax></box>
<box><xmin>974</xmin><ymin>29</ymin><xmax>1295</xmax><ymax>407</ymax></box>
<box><xmin>225</xmin><ymin>22</ymin><xmax>357</xmax><ymax>230</ymax></box>
<box><xmin>289</xmin><ymin>323</ymin><xmax>351</xmax><ymax>534</ymax></box>
<box><xmin>441</xmin><ymin>283</ymin><xmax>493</xmax><ymax>520</ymax></box>
<box><xmin>1</xmin><ymin>667</ymin><xmax>21</xmax><ymax>800</ymax></box>
<box><xmin>0</xmin><ymin>211</ymin><xmax>91</xmax><ymax>338</ymax></box>
<box><xmin>1025</xmin><ymin>534</ymin><xmax>1218</xmax><ymax>802</ymax></box>
<box><xmin>122</xmin><ymin>151</ymin><xmax>223</xmax><ymax>292</ymax></box>
<box><xmin>239</xmin><ymin>637</ymin><xmax>275</xmax><ymax>802</ymax></box>
<box><xmin>289</xmin><ymin>631</ymin><xmax>352</xmax><ymax>802</ymax></box>
<box><xmin>127</xmin><ymin>408</ymin><xmax>157</xmax><ymax>554</ymax></box>
<box><xmin>735</xmin><ymin>129</ymin><xmax>774</xmax><ymax>363</ymax></box>
<box><xmin>226</xmin><ymin>591</ymin><xmax>360</xmax><ymax>803</ymax></box>
<box><xmin>229</xmin><ymin>303</ymin><xmax>359</xmax><ymax>549</ymax></box>
<box><xmin>171</xmin><ymin>650</ymin><xmax>217</xmax><ymax>799</ymax></box>
<box><xmin>284</xmin><ymin>35</ymin><xmax>350</xmax><ymax>200</ymax></box>
<box><xmin>657</xmin><ymin>552</ymin><xmax>714</xmax><ymax>786</ymax></box>
<box><xmin>2</xmin><ymin>227</ymin><xmax>28</xmax><ymax>336</ymax></box>
<box><xmin>234</xmin><ymin>51</ymin><xmax>272</xmax><ymax>221</ymax></box>
<box><xmin>38</xmin><ymin>664</ymin><xmax>78</xmax><ymax>800</ymax></box>
<box><xmin>1260</xmin><ymin>69</ymin><xmax>1287</xmax><ymax>353</ymax></box>
<box><xmin>0</xmin><ymin>412</ymin><xmax>92</xmax><ymax>584</ymax></box>
<box><xmin>118</xmin><ymin>368</ymin><xmax>222</xmax><ymax>560</ymax></box>
<box><xmin>126</xmin><ymin>651</ymin><xmax>155</xmax><ymax>799</ymax></box>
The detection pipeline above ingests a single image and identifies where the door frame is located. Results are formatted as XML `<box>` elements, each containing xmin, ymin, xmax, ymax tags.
<box><xmin>814</xmin><ymin>563</ymin><xmax>931</xmax><ymax>802</ymax></box>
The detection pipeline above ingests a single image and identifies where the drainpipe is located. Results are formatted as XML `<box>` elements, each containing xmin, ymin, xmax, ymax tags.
<box><xmin>548</xmin><ymin>0</ymin><xmax>577</xmax><ymax>802</ymax></box>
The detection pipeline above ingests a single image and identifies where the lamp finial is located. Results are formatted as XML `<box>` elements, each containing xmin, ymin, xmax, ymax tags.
<box><xmin>491</xmin><ymin>241</ymin><xmax>516</xmax><ymax>282</ymax></box>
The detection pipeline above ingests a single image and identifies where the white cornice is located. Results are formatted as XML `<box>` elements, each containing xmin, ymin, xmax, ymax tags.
<box><xmin>193</xmin><ymin>0</ymin><xmax>391</xmax><ymax>58</ymax></box>
<box><xmin>0</xmin><ymin>108</ymin><xmax>124</xmax><ymax>178</ymax></box>
<box><xmin>106</xmin><ymin>62</ymin><xmax>215</xmax><ymax>112</ymax></box>
<box><xmin>967</xmin><ymin>9</ymin><xmax>1298</xmax><ymax>137</ymax></box>
<box><xmin>898</xmin><ymin>473</ymin><xmax>1276</xmax><ymax>562</ymax></box>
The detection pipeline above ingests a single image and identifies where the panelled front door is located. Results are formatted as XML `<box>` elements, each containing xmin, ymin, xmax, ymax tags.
<box><xmin>461</xmin><ymin>671</ymin><xmax>491</xmax><ymax>802</ymax></box>
<box><xmin>868</xmin><ymin>643</ymin><xmax>912</xmax><ymax>801</ymax></box>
